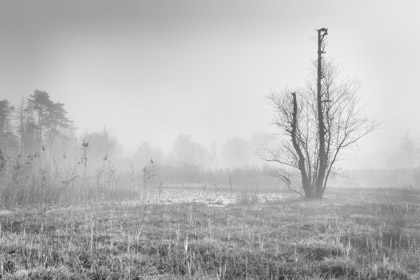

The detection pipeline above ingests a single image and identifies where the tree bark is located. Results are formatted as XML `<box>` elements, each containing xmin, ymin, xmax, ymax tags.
<box><xmin>290</xmin><ymin>92</ymin><xmax>312</xmax><ymax>197</ymax></box>
<box><xmin>315</xmin><ymin>28</ymin><xmax>328</xmax><ymax>198</ymax></box>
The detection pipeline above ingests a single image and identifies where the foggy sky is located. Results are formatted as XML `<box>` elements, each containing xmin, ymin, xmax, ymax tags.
<box><xmin>1</xmin><ymin>0</ymin><xmax>419</xmax><ymax>168</ymax></box>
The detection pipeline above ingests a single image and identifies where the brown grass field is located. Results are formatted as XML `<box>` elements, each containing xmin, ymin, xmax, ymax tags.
<box><xmin>0</xmin><ymin>185</ymin><xmax>420</xmax><ymax>280</ymax></box>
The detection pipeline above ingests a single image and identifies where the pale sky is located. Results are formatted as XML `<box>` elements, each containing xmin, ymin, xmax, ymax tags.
<box><xmin>1</xmin><ymin>0</ymin><xmax>419</xmax><ymax>168</ymax></box>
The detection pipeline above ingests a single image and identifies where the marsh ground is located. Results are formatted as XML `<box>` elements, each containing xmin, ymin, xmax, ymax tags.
<box><xmin>0</xmin><ymin>186</ymin><xmax>420</xmax><ymax>279</ymax></box>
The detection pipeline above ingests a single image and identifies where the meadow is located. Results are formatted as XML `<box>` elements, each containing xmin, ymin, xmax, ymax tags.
<box><xmin>1</xmin><ymin>155</ymin><xmax>420</xmax><ymax>279</ymax></box>
<box><xmin>1</xmin><ymin>186</ymin><xmax>420</xmax><ymax>279</ymax></box>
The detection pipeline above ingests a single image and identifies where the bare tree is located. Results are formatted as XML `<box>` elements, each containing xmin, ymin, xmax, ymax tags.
<box><xmin>0</xmin><ymin>99</ymin><xmax>16</xmax><ymax>155</ymax></box>
<box><xmin>264</xmin><ymin>29</ymin><xmax>378</xmax><ymax>199</ymax></box>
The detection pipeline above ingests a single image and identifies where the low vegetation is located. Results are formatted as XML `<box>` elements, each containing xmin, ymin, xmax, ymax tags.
<box><xmin>0</xmin><ymin>187</ymin><xmax>419</xmax><ymax>279</ymax></box>
<box><xmin>1</xmin><ymin>141</ymin><xmax>419</xmax><ymax>279</ymax></box>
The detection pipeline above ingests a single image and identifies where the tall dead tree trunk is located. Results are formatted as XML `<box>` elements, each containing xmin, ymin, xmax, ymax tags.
<box><xmin>315</xmin><ymin>28</ymin><xmax>328</xmax><ymax>198</ymax></box>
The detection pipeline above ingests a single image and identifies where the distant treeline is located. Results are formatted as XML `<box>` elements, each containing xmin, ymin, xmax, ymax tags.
<box><xmin>156</xmin><ymin>164</ymin><xmax>281</xmax><ymax>188</ymax></box>
<box><xmin>343</xmin><ymin>168</ymin><xmax>420</xmax><ymax>188</ymax></box>
<box><xmin>1</xmin><ymin>90</ymin><xmax>264</xmax><ymax>171</ymax></box>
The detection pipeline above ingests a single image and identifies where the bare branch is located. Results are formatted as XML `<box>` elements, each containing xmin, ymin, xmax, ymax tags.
<box><xmin>264</xmin><ymin>33</ymin><xmax>378</xmax><ymax>199</ymax></box>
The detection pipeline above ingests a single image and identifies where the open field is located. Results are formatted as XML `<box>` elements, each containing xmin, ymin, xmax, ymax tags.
<box><xmin>0</xmin><ymin>186</ymin><xmax>420</xmax><ymax>279</ymax></box>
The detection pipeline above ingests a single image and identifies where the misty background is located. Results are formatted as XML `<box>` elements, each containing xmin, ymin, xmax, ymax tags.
<box><xmin>1</xmin><ymin>0</ymin><xmax>420</xmax><ymax>187</ymax></box>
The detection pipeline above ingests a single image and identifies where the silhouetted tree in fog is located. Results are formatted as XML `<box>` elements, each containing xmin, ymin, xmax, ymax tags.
<box><xmin>0</xmin><ymin>100</ymin><xmax>18</xmax><ymax>157</ymax></box>
<box><xmin>397</xmin><ymin>133</ymin><xmax>418</xmax><ymax>169</ymax></box>
<box><xmin>172</xmin><ymin>134</ymin><xmax>210</xmax><ymax>166</ymax></box>
<box><xmin>82</xmin><ymin>128</ymin><xmax>121</xmax><ymax>163</ymax></box>
<box><xmin>18</xmin><ymin>98</ymin><xmax>36</xmax><ymax>156</ymax></box>
<box><xmin>24</xmin><ymin>90</ymin><xmax>72</xmax><ymax>155</ymax></box>
<box><xmin>134</xmin><ymin>141</ymin><xmax>165</xmax><ymax>167</ymax></box>
<box><xmin>27</xmin><ymin>90</ymin><xmax>53</xmax><ymax>148</ymax></box>
<box><xmin>45</xmin><ymin>102</ymin><xmax>72</xmax><ymax>147</ymax></box>
<box><xmin>264</xmin><ymin>29</ymin><xmax>378</xmax><ymax>199</ymax></box>
<box><xmin>222</xmin><ymin>137</ymin><xmax>251</xmax><ymax>167</ymax></box>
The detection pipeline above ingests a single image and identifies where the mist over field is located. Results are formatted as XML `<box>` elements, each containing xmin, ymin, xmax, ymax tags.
<box><xmin>1</xmin><ymin>0</ymin><xmax>420</xmax><ymax>190</ymax></box>
<box><xmin>1</xmin><ymin>1</ymin><xmax>420</xmax><ymax>279</ymax></box>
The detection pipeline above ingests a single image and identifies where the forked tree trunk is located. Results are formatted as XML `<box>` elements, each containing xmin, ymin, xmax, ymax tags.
<box><xmin>273</xmin><ymin>27</ymin><xmax>375</xmax><ymax>199</ymax></box>
<box><xmin>294</xmin><ymin>28</ymin><xmax>329</xmax><ymax>200</ymax></box>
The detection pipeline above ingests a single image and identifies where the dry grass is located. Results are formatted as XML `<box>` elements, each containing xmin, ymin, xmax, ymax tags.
<box><xmin>0</xmin><ymin>152</ymin><xmax>143</xmax><ymax>207</ymax></box>
<box><xmin>0</xmin><ymin>187</ymin><xmax>419</xmax><ymax>279</ymax></box>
